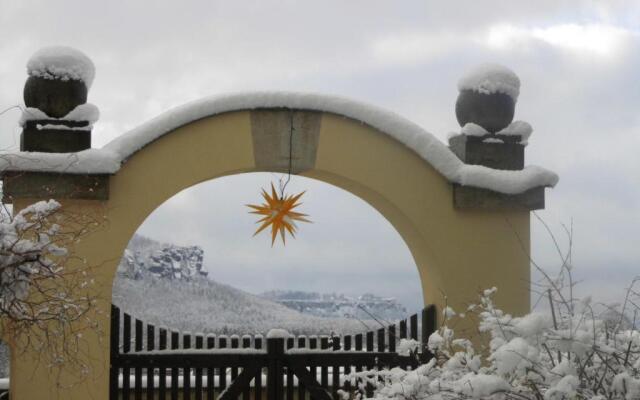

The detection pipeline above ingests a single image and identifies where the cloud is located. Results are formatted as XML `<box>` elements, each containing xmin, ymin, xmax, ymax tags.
<box><xmin>485</xmin><ymin>23</ymin><xmax>638</xmax><ymax>58</ymax></box>
<box><xmin>370</xmin><ymin>31</ymin><xmax>465</xmax><ymax>66</ymax></box>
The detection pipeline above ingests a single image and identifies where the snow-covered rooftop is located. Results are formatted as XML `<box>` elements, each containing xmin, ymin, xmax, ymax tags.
<box><xmin>0</xmin><ymin>91</ymin><xmax>558</xmax><ymax>195</ymax></box>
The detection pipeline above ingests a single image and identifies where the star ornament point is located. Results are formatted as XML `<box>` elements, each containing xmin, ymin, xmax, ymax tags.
<box><xmin>246</xmin><ymin>183</ymin><xmax>311</xmax><ymax>246</ymax></box>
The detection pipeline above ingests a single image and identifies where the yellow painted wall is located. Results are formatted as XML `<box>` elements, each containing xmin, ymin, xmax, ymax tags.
<box><xmin>10</xmin><ymin>110</ymin><xmax>530</xmax><ymax>399</ymax></box>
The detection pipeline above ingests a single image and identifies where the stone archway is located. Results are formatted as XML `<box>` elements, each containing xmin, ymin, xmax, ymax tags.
<box><xmin>3</xmin><ymin>92</ymin><xmax>555</xmax><ymax>400</ymax></box>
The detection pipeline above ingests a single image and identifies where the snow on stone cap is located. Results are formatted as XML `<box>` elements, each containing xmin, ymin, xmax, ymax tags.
<box><xmin>457</xmin><ymin>63</ymin><xmax>520</xmax><ymax>101</ymax></box>
<box><xmin>452</xmin><ymin>121</ymin><xmax>533</xmax><ymax>145</ymax></box>
<box><xmin>497</xmin><ymin>121</ymin><xmax>533</xmax><ymax>145</ymax></box>
<box><xmin>19</xmin><ymin>103</ymin><xmax>100</xmax><ymax>127</ymax></box>
<box><xmin>27</xmin><ymin>46</ymin><xmax>95</xmax><ymax>89</ymax></box>
<box><xmin>461</xmin><ymin>122</ymin><xmax>489</xmax><ymax>137</ymax></box>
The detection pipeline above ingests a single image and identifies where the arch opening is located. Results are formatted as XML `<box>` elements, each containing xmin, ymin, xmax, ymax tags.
<box><xmin>112</xmin><ymin>172</ymin><xmax>425</xmax><ymax>335</ymax></box>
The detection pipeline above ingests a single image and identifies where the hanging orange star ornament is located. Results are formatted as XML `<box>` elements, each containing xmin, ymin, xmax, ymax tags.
<box><xmin>247</xmin><ymin>183</ymin><xmax>311</xmax><ymax>245</ymax></box>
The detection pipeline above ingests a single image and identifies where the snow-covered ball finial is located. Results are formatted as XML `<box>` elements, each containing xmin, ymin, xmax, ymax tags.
<box><xmin>26</xmin><ymin>46</ymin><xmax>95</xmax><ymax>89</ymax></box>
<box><xmin>457</xmin><ymin>63</ymin><xmax>520</xmax><ymax>101</ymax></box>
<box><xmin>455</xmin><ymin>63</ymin><xmax>520</xmax><ymax>133</ymax></box>
<box><xmin>24</xmin><ymin>46</ymin><xmax>95</xmax><ymax>119</ymax></box>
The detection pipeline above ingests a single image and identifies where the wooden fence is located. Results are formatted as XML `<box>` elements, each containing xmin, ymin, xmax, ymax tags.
<box><xmin>110</xmin><ymin>305</ymin><xmax>437</xmax><ymax>400</ymax></box>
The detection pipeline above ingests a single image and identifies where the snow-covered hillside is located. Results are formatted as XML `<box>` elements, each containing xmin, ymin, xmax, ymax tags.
<box><xmin>113</xmin><ymin>276</ymin><xmax>379</xmax><ymax>335</ymax></box>
<box><xmin>260</xmin><ymin>290</ymin><xmax>408</xmax><ymax>320</ymax></box>
<box><xmin>113</xmin><ymin>235</ymin><xmax>378</xmax><ymax>335</ymax></box>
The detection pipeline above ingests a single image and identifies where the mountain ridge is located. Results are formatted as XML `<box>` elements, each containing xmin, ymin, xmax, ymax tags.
<box><xmin>113</xmin><ymin>234</ymin><xmax>387</xmax><ymax>335</ymax></box>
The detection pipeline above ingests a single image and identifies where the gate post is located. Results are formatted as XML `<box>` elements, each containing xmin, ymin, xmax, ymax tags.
<box><xmin>266</xmin><ymin>338</ymin><xmax>285</xmax><ymax>400</ymax></box>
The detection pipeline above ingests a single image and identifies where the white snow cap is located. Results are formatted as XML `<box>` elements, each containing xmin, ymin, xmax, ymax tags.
<box><xmin>496</xmin><ymin>120</ymin><xmax>533</xmax><ymax>145</ymax></box>
<box><xmin>460</xmin><ymin>122</ymin><xmax>489</xmax><ymax>137</ymax></box>
<box><xmin>458</xmin><ymin>63</ymin><xmax>520</xmax><ymax>101</ymax></box>
<box><xmin>27</xmin><ymin>46</ymin><xmax>95</xmax><ymax>89</ymax></box>
<box><xmin>266</xmin><ymin>329</ymin><xmax>290</xmax><ymax>339</ymax></box>
<box><xmin>19</xmin><ymin>103</ymin><xmax>100</xmax><ymax>126</ymax></box>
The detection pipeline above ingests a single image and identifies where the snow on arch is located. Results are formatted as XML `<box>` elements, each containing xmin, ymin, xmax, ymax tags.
<box><xmin>0</xmin><ymin>91</ymin><xmax>558</xmax><ymax>195</ymax></box>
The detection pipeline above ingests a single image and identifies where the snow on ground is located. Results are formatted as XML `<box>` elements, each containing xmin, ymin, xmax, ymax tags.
<box><xmin>0</xmin><ymin>91</ymin><xmax>558</xmax><ymax>194</ymax></box>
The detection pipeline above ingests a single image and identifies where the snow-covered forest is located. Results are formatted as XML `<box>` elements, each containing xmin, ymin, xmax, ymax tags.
<box><xmin>260</xmin><ymin>290</ymin><xmax>408</xmax><ymax>320</ymax></box>
<box><xmin>112</xmin><ymin>234</ymin><xmax>401</xmax><ymax>335</ymax></box>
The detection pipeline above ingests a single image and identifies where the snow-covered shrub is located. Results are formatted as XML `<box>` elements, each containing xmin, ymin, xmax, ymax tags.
<box><xmin>352</xmin><ymin>284</ymin><xmax>640</xmax><ymax>400</ymax></box>
<box><xmin>0</xmin><ymin>200</ymin><xmax>99</xmax><ymax>376</ymax></box>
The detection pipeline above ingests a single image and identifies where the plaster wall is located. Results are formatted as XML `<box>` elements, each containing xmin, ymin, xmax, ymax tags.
<box><xmin>10</xmin><ymin>110</ymin><xmax>530</xmax><ymax>399</ymax></box>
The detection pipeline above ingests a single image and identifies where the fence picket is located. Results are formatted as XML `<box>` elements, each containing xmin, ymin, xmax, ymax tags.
<box><xmin>410</xmin><ymin>314</ymin><xmax>418</xmax><ymax>340</ymax></box>
<box><xmin>195</xmin><ymin>334</ymin><xmax>204</xmax><ymax>400</ymax></box>
<box><xmin>297</xmin><ymin>336</ymin><xmax>307</xmax><ymax>400</ymax></box>
<box><xmin>365</xmin><ymin>331</ymin><xmax>374</xmax><ymax>398</ymax></box>
<box><xmin>254</xmin><ymin>336</ymin><xmax>263</xmax><ymax>400</ymax></box>
<box><xmin>320</xmin><ymin>336</ymin><xmax>329</xmax><ymax>389</ymax></box>
<box><xmin>109</xmin><ymin>305</ymin><xmax>120</xmax><ymax>400</ymax></box>
<box><xmin>309</xmin><ymin>336</ymin><xmax>318</xmax><ymax>398</ymax></box>
<box><xmin>388</xmin><ymin>324</ymin><xmax>396</xmax><ymax>353</ymax></box>
<box><xmin>146</xmin><ymin>324</ymin><xmax>155</xmax><ymax>400</ymax></box>
<box><xmin>331</xmin><ymin>336</ymin><xmax>341</xmax><ymax>399</ymax></box>
<box><xmin>231</xmin><ymin>335</ymin><xmax>239</xmax><ymax>388</ymax></box>
<box><xmin>170</xmin><ymin>331</ymin><xmax>179</xmax><ymax>400</ymax></box>
<box><xmin>158</xmin><ymin>328</ymin><xmax>167</xmax><ymax>400</ymax></box>
<box><xmin>218</xmin><ymin>336</ymin><xmax>227</xmax><ymax>392</ymax></box>
<box><xmin>377</xmin><ymin>328</ymin><xmax>385</xmax><ymax>352</ymax></box>
<box><xmin>399</xmin><ymin>319</ymin><xmax>407</xmax><ymax>339</ymax></box>
<box><xmin>183</xmin><ymin>334</ymin><xmax>192</xmax><ymax>399</ymax></box>
<box><xmin>243</xmin><ymin>335</ymin><xmax>252</xmax><ymax>400</ymax></box>
<box><xmin>206</xmin><ymin>334</ymin><xmax>215</xmax><ymax>400</ymax></box>
<box><xmin>422</xmin><ymin>305</ymin><xmax>437</xmax><ymax>362</ymax></box>
<box><xmin>135</xmin><ymin>319</ymin><xmax>143</xmax><ymax>400</ymax></box>
<box><xmin>123</xmin><ymin>313</ymin><xmax>131</xmax><ymax>400</ymax></box>
<box><xmin>354</xmin><ymin>333</ymin><xmax>363</xmax><ymax>374</ymax></box>
<box><xmin>343</xmin><ymin>335</ymin><xmax>352</xmax><ymax>394</ymax></box>
<box><xmin>286</xmin><ymin>336</ymin><xmax>294</xmax><ymax>400</ymax></box>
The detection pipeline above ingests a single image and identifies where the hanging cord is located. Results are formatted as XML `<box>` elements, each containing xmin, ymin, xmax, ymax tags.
<box><xmin>0</xmin><ymin>105</ymin><xmax>23</xmax><ymax>118</ymax></box>
<box><xmin>278</xmin><ymin>110</ymin><xmax>295</xmax><ymax>198</ymax></box>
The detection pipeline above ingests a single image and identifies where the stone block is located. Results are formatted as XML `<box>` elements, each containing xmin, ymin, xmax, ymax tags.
<box><xmin>250</xmin><ymin>109</ymin><xmax>321</xmax><ymax>174</ymax></box>
<box><xmin>2</xmin><ymin>172</ymin><xmax>109</xmax><ymax>202</ymax></box>
<box><xmin>453</xmin><ymin>185</ymin><xmax>545</xmax><ymax>210</ymax></box>
<box><xmin>21</xmin><ymin>120</ymin><xmax>91</xmax><ymax>153</ymax></box>
<box><xmin>449</xmin><ymin>134</ymin><xmax>524</xmax><ymax>170</ymax></box>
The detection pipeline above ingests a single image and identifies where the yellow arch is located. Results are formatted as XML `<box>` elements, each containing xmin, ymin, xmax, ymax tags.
<box><xmin>10</xmin><ymin>103</ymin><xmax>532</xmax><ymax>400</ymax></box>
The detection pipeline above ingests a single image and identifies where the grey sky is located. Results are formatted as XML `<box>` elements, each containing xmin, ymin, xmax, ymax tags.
<box><xmin>1</xmin><ymin>1</ymin><xmax>638</xmax><ymax>311</ymax></box>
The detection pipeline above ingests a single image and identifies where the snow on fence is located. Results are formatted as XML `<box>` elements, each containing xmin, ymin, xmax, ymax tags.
<box><xmin>110</xmin><ymin>304</ymin><xmax>437</xmax><ymax>400</ymax></box>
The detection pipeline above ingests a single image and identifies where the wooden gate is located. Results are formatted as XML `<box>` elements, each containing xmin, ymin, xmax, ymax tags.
<box><xmin>110</xmin><ymin>305</ymin><xmax>437</xmax><ymax>400</ymax></box>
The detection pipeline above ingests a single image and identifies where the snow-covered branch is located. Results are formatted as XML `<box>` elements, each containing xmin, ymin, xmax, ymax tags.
<box><xmin>351</xmin><ymin>226</ymin><xmax>639</xmax><ymax>400</ymax></box>
<box><xmin>0</xmin><ymin>199</ymin><xmax>100</xmax><ymax>378</ymax></box>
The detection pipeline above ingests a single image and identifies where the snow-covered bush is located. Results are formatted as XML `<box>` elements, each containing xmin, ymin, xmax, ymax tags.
<box><xmin>352</xmin><ymin>284</ymin><xmax>639</xmax><ymax>400</ymax></box>
<box><xmin>0</xmin><ymin>200</ymin><xmax>99</xmax><ymax>376</ymax></box>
